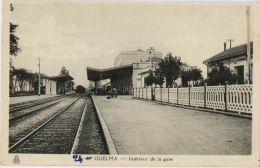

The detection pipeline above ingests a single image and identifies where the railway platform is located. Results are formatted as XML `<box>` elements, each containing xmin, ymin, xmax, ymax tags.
<box><xmin>91</xmin><ymin>95</ymin><xmax>252</xmax><ymax>155</ymax></box>
<box><xmin>10</xmin><ymin>94</ymin><xmax>64</xmax><ymax>105</ymax></box>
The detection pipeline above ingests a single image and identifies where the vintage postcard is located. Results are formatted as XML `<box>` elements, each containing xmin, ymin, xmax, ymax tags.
<box><xmin>1</xmin><ymin>0</ymin><xmax>260</xmax><ymax>166</ymax></box>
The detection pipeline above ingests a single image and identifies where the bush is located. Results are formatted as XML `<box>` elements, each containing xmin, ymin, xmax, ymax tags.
<box><xmin>206</xmin><ymin>62</ymin><xmax>237</xmax><ymax>86</ymax></box>
<box><xmin>145</xmin><ymin>70</ymin><xmax>156</xmax><ymax>86</ymax></box>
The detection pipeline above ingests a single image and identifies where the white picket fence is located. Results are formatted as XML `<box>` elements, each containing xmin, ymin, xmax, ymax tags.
<box><xmin>133</xmin><ymin>84</ymin><xmax>253</xmax><ymax>114</ymax></box>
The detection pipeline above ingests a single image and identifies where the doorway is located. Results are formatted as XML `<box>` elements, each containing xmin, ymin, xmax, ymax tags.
<box><xmin>235</xmin><ymin>65</ymin><xmax>244</xmax><ymax>84</ymax></box>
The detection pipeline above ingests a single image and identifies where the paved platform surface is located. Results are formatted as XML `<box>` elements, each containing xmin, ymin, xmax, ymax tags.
<box><xmin>9</xmin><ymin>95</ymin><xmax>60</xmax><ymax>105</ymax></box>
<box><xmin>92</xmin><ymin>95</ymin><xmax>252</xmax><ymax>155</ymax></box>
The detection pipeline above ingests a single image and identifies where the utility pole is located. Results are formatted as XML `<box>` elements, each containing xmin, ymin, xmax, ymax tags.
<box><xmin>149</xmin><ymin>51</ymin><xmax>152</xmax><ymax>70</ymax></box>
<box><xmin>38</xmin><ymin>57</ymin><xmax>41</xmax><ymax>96</ymax></box>
<box><xmin>246</xmin><ymin>6</ymin><xmax>251</xmax><ymax>84</ymax></box>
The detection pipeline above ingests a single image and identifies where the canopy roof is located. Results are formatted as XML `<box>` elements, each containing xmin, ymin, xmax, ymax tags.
<box><xmin>87</xmin><ymin>64</ymin><xmax>133</xmax><ymax>81</ymax></box>
<box><xmin>42</xmin><ymin>74</ymin><xmax>74</xmax><ymax>82</ymax></box>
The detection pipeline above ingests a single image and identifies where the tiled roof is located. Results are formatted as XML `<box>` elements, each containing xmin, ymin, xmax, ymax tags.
<box><xmin>203</xmin><ymin>42</ymin><xmax>253</xmax><ymax>64</ymax></box>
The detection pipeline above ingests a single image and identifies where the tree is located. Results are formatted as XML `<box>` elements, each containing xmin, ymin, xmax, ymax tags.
<box><xmin>26</xmin><ymin>72</ymin><xmax>38</xmax><ymax>92</ymax></box>
<box><xmin>75</xmin><ymin>85</ymin><xmax>85</xmax><ymax>93</ymax></box>
<box><xmin>9</xmin><ymin>4</ymin><xmax>21</xmax><ymax>94</ymax></box>
<box><xmin>60</xmin><ymin>66</ymin><xmax>69</xmax><ymax>75</ymax></box>
<box><xmin>180</xmin><ymin>70</ymin><xmax>191</xmax><ymax>87</ymax></box>
<box><xmin>205</xmin><ymin>62</ymin><xmax>237</xmax><ymax>86</ymax></box>
<box><xmin>181</xmin><ymin>68</ymin><xmax>203</xmax><ymax>87</ymax></box>
<box><xmin>10</xmin><ymin>4</ymin><xmax>21</xmax><ymax>56</ymax></box>
<box><xmin>10</xmin><ymin>67</ymin><xmax>38</xmax><ymax>94</ymax></box>
<box><xmin>33</xmin><ymin>73</ymin><xmax>42</xmax><ymax>94</ymax></box>
<box><xmin>13</xmin><ymin>68</ymin><xmax>29</xmax><ymax>91</ymax></box>
<box><xmin>10</xmin><ymin>23</ymin><xmax>21</xmax><ymax>56</ymax></box>
<box><xmin>59</xmin><ymin>66</ymin><xmax>73</xmax><ymax>92</ymax></box>
<box><xmin>191</xmin><ymin>68</ymin><xmax>203</xmax><ymax>86</ymax></box>
<box><xmin>9</xmin><ymin>59</ymin><xmax>15</xmax><ymax>94</ymax></box>
<box><xmin>157</xmin><ymin>53</ymin><xmax>182</xmax><ymax>87</ymax></box>
<box><xmin>154</xmin><ymin>69</ymin><xmax>164</xmax><ymax>87</ymax></box>
<box><xmin>144</xmin><ymin>70</ymin><xmax>156</xmax><ymax>86</ymax></box>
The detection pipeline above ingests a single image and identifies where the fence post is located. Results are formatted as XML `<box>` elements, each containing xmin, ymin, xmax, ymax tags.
<box><xmin>204</xmin><ymin>83</ymin><xmax>207</xmax><ymax>108</ymax></box>
<box><xmin>189</xmin><ymin>85</ymin><xmax>191</xmax><ymax>106</ymax></box>
<box><xmin>142</xmin><ymin>87</ymin><xmax>143</xmax><ymax>99</ymax></box>
<box><xmin>160</xmin><ymin>87</ymin><xmax>162</xmax><ymax>102</ymax></box>
<box><xmin>139</xmin><ymin>87</ymin><xmax>140</xmax><ymax>98</ymax></box>
<box><xmin>225</xmin><ymin>81</ymin><xmax>229</xmax><ymax>111</ymax></box>
<box><xmin>168</xmin><ymin>87</ymin><xmax>169</xmax><ymax>103</ymax></box>
<box><xmin>146</xmin><ymin>87</ymin><xmax>148</xmax><ymax>99</ymax></box>
<box><xmin>153</xmin><ymin>87</ymin><xmax>155</xmax><ymax>101</ymax></box>
<box><xmin>151</xmin><ymin>87</ymin><xmax>153</xmax><ymax>101</ymax></box>
<box><xmin>133</xmin><ymin>88</ymin><xmax>134</xmax><ymax>98</ymax></box>
<box><xmin>177</xmin><ymin>86</ymin><xmax>179</xmax><ymax>104</ymax></box>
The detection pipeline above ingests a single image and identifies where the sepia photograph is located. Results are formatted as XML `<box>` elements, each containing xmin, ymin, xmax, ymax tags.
<box><xmin>1</xmin><ymin>0</ymin><xmax>259</xmax><ymax>166</ymax></box>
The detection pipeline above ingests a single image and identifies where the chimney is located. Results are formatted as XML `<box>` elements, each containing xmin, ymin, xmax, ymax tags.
<box><xmin>224</xmin><ymin>42</ymin><xmax>226</xmax><ymax>51</ymax></box>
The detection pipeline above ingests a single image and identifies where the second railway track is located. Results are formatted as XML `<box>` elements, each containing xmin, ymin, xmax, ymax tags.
<box><xmin>9</xmin><ymin>95</ymin><xmax>85</xmax><ymax>153</ymax></box>
<box><xmin>9</xmin><ymin>94</ymin><xmax>108</xmax><ymax>154</ymax></box>
<box><xmin>9</xmin><ymin>94</ymin><xmax>78</xmax><ymax>121</ymax></box>
<box><xmin>9</xmin><ymin>94</ymin><xmax>75</xmax><ymax>113</ymax></box>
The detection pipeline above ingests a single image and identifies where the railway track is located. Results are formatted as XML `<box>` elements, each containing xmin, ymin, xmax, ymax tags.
<box><xmin>9</xmin><ymin>95</ymin><xmax>86</xmax><ymax>153</ymax></box>
<box><xmin>9</xmin><ymin>94</ymin><xmax>74</xmax><ymax>113</ymax></box>
<box><xmin>9</xmin><ymin>94</ymin><xmax>78</xmax><ymax>121</ymax></box>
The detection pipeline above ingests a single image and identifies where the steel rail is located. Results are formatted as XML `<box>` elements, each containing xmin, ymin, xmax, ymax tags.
<box><xmin>10</xmin><ymin>102</ymin><xmax>58</xmax><ymax>121</ymax></box>
<box><xmin>9</xmin><ymin>95</ymin><xmax>72</xmax><ymax>113</ymax></box>
<box><xmin>9</xmin><ymin>95</ymin><xmax>64</xmax><ymax>108</ymax></box>
<box><xmin>9</xmin><ymin>96</ymin><xmax>75</xmax><ymax>121</ymax></box>
<box><xmin>9</xmin><ymin>96</ymin><xmax>83</xmax><ymax>152</ymax></box>
<box><xmin>10</xmin><ymin>95</ymin><xmax>66</xmax><ymax>108</ymax></box>
<box><xmin>70</xmin><ymin>98</ymin><xmax>88</xmax><ymax>154</ymax></box>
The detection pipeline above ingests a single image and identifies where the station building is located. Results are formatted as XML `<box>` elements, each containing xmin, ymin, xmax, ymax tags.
<box><xmin>114</xmin><ymin>47</ymin><xmax>163</xmax><ymax>66</ymax></box>
<box><xmin>87</xmin><ymin>47</ymin><xmax>197</xmax><ymax>94</ymax></box>
<box><xmin>41</xmin><ymin>74</ymin><xmax>74</xmax><ymax>95</ymax></box>
<box><xmin>203</xmin><ymin>42</ymin><xmax>253</xmax><ymax>84</ymax></box>
<box><xmin>11</xmin><ymin>74</ymin><xmax>74</xmax><ymax>95</ymax></box>
<box><xmin>87</xmin><ymin>47</ymin><xmax>163</xmax><ymax>95</ymax></box>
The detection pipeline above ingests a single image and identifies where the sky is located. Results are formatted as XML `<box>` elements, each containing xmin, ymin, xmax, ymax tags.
<box><xmin>10</xmin><ymin>1</ymin><xmax>251</xmax><ymax>88</ymax></box>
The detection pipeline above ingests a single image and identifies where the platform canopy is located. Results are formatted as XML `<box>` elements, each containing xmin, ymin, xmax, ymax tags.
<box><xmin>87</xmin><ymin>64</ymin><xmax>133</xmax><ymax>82</ymax></box>
<box><xmin>42</xmin><ymin>74</ymin><xmax>74</xmax><ymax>82</ymax></box>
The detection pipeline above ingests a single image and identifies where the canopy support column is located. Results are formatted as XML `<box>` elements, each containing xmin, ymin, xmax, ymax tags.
<box><xmin>100</xmin><ymin>73</ymin><xmax>103</xmax><ymax>95</ymax></box>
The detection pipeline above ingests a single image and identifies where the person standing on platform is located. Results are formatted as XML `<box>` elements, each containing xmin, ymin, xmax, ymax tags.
<box><xmin>113</xmin><ymin>88</ymin><xmax>118</xmax><ymax>98</ymax></box>
<box><xmin>109</xmin><ymin>89</ymin><xmax>113</xmax><ymax>98</ymax></box>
